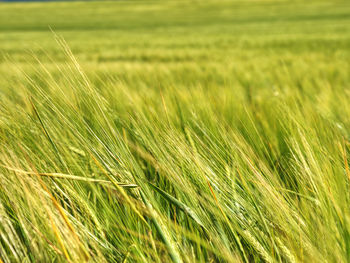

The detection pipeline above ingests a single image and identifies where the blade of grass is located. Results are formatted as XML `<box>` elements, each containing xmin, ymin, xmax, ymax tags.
<box><xmin>1</xmin><ymin>165</ymin><xmax>137</xmax><ymax>188</ymax></box>
<box><xmin>147</xmin><ymin>181</ymin><xmax>206</xmax><ymax>229</ymax></box>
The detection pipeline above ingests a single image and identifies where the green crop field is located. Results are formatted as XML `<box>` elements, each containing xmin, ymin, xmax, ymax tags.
<box><xmin>1</xmin><ymin>0</ymin><xmax>350</xmax><ymax>262</ymax></box>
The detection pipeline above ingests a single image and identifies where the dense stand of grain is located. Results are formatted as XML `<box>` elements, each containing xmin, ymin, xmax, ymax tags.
<box><xmin>1</xmin><ymin>0</ymin><xmax>350</xmax><ymax>262</ymax></box>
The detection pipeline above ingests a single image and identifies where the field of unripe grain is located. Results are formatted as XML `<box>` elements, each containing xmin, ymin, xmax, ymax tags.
<box><xmin>1</xmin><ymin>0</ymin><xmax>350</xmax><ymax>262</ymax></box>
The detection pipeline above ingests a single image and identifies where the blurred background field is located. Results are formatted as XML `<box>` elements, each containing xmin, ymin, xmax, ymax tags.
<box><xmin>1</xmin><ymin>0</ymin><xmax>349</xmax><ymax>90</ymax></box>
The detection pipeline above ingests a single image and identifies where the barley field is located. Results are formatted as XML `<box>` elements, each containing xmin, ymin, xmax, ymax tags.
<box><xmin>1</xmin><ymin>0</ymin><xmax>350</xmax><ymax>262</ymax></box>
